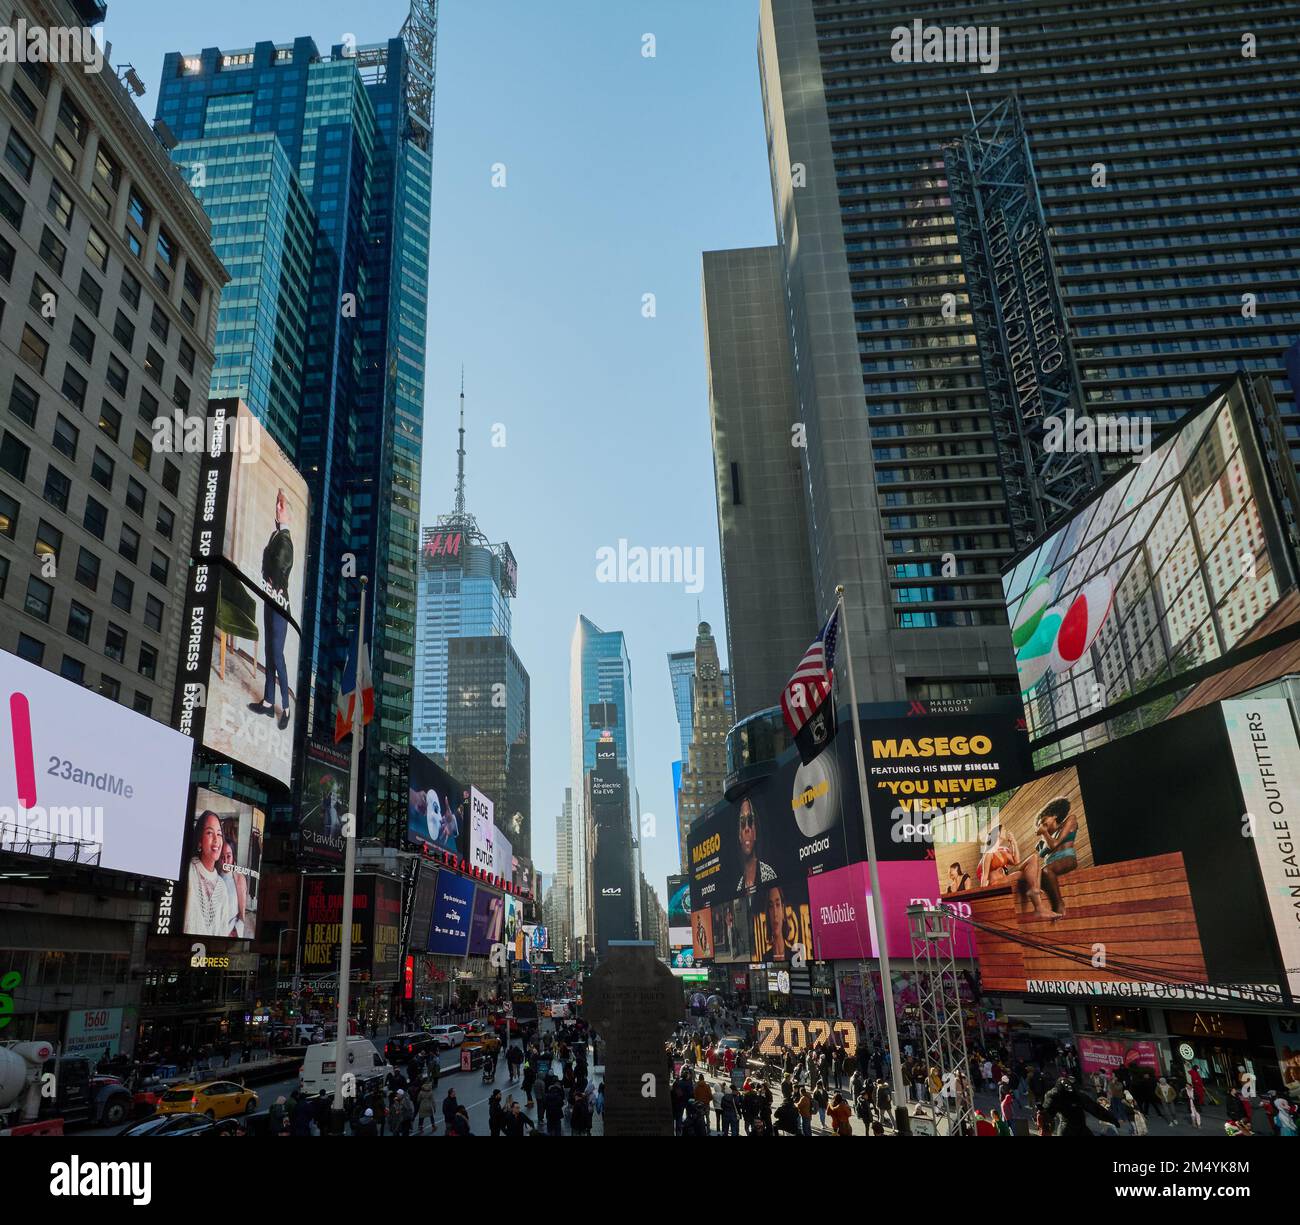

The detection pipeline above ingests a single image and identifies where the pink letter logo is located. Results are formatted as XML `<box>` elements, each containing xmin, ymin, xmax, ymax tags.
<box><xmin>10</xmin><ymin>692</ymin><xmax>36</xmax><ymax>808</ymax></box>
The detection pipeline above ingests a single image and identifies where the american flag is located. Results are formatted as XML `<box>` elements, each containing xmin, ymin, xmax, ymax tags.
<box><xmin>780</xmin><ymin>608</ymin><xmax>840</xmax><ymax>739</ymax></box>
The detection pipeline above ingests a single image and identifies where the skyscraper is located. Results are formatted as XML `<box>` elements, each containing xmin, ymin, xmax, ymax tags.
<box><xmin>569</xmin><ymin>615</ymin><xmax>636</xmax><ymax>958</ymax></box>
<box><xmin>676</xmin><ymin>622</ymin><xmax>732</xmax><ymax>872</ymax></box>
<box><xmin>748</xmin><ymin>0</ymin><xmax>1300</xmax><ymax>702</ymax></box>
<box><xmin>157</xmin><ymin>6</ymin><xmax>437</xmax><ymax>804</ymax></box>
<box><xmin>550</xmin><ymin>786</ymin><xmax>574</xmax><ymax>962</ymax></box>
<box><xmin>668</xmin><ymin>642</ymin><xmax>733</xmax><ymax>834</ymax></box>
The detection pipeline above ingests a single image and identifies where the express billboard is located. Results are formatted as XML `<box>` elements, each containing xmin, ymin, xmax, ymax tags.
<box><xmin>180</xmin><ymin>787</ymin><xmax>265</xmax><ymax>941</ymax></box>
<box><xmin>408</xmin><ymin>748</ymin><xmax>468</xmax><ymax>856</ymax></box>
<box><xmin>1003</xmin><ymin>377</ymin><xmax>1300</xmax><ymax>762</ymax></box>
<box><xmin>0</xmin><ymin>649</ymin><xmax>193</xmax><ymax>879</ymax></box>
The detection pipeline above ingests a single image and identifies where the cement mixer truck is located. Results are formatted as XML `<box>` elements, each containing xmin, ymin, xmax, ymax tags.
<box><xmin>1</xmin><ymin>1041</ymin><xmax>135</xmax><ymax>1134</ymax></box>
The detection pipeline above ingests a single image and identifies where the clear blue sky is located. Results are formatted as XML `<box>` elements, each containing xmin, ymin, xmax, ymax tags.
<box><xmin>108</xmin><ymin>0</ymin><xmax>776</xmax><ymax>894</ymax></box>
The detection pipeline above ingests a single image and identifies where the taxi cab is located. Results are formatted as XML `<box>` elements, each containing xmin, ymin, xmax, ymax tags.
<box><xmin>155</xmin><ymin>1080</ymin><xmax>258</xmax><ymax>1121</ymax></box>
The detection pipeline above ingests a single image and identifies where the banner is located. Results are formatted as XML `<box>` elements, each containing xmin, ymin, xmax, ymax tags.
<box><xmin>408</xmin><ymin>749</ymin><xmax>468</xmax><ymax>856</ymax></box>
<box><xmin>299</xmin><ymin>873</ymin><xmax>401</xmax><ymax>982</ymax></box>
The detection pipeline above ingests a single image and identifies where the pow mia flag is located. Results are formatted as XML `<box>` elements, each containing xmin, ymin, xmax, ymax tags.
<box><xmin>780</xmin><ymin>609</ymin><xmax>839</xmax><ymax>765</ymax></box>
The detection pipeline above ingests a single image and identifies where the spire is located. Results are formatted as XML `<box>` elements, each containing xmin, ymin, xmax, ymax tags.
<box><xmin>454</xmin><ymin>366</ymin><xmax>467</xmax><ymax>518</ymax></box>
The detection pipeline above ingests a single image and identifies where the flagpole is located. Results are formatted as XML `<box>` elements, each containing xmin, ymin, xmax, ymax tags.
<box><xmin>332</xmin><ymin>576</ymin><xmax>367</xmax><ymax>1124</ymax></box>
<box><xmin>835</xmin><ymin>584</ymin><xmax>910</xmax><ymax>1135</ymax></box>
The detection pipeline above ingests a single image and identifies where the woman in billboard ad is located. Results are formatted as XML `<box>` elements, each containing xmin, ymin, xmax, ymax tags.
<box><xmin>182</xmin><ymin>793</ymin><xmax>264</xmax><ymax>940</ymax></box>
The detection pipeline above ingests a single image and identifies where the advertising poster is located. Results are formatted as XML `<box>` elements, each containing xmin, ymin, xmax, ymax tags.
<box><xmin>530</xmin><ymin>925</ymin><xmax>548</xmax><ymax>954</ymax></box>
<box><xmin>469</xmin><ymin>786</ymin><xmax>496</xmax><ymax>873</ymax></box>
<box><xmin>299</xmin><ymin>873</ymin><xmax>401</xmax><ymax>981</ymax></box>
<box><xmin>1003</xmin><ymin>379</ymin><xmax>1299</xmax><ymax>757</ymax></box>
<box><xmin>710</xmin><ymin>895</ymin><xmax>751</xmax><ymax>964</ymax></box>
<box><xmin>64</xmin><ymin>1007</ymin><xmax>124</xmax><ymax>1059</ymax></box>
<box><xmin>0</xmin><ymin>649</ymin><xmax>194</xmax><ymax>879</ymax></box>
<box><xmin>667</xmin><ymin>874</ymin><xmax>691</xmax><ymax>948</ymax></box>
<box><xmin>504</xmin><ymin>893</ymin><xmax>524</xmax><ymax>961</ymax></box>
<box><xmin>180</xmin><ymin>788</ymin><xmax>265</xmax><ymax>941</ymax></box>
<box><xmin>493</xmin><ymin>825</ymin><xmax>513</xmax><ymax>882</ymax></box>
<box><xmin>1078</xmin><ymin>1037</ymin><xmax>1161</xmax><ymax>1079</ymax></box>
<box><xmin>468</xmin><ymin>887</ymin><xmax>505</xmax><ymax>956</ymax></box>
<box><xmin>691</xmin><ymin>907</ymin><xmax>714</xmax><ymax>961</ymax></box>
<box><xmin>427</xmin><ymin>872</ymin><xmax>474</xmax><ymax>956</ymax></box>
<box><xmin>408</xmin><ymin>748</ymin><xmax>468</xmax><ymax>855</ymax></box>
<box><xmin>299</xmin><ymin>740</ymin><xmax>349</xmax><ymax>863</ymax></box>
<box><xmin>407</xmin><ymin>866</ymin><xmax>440</xmax><ymax>955</ymax></box>
<box><xmin>749</xmin><ymin>873</ymin><xmax>812</xmax><ymax>965</ymax></box>
<box><xmin>671</xmin><ymin>946</ymin><xmax>695</xmax><ymax>969</ymax></box>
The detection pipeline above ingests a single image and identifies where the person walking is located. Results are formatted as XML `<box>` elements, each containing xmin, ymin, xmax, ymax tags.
<box><xmin>1155</xmin><ymin>1077</ymin><xmax>1178</xmax><ymax>1125</ymax></box>
<box><xmin>488</xmin><ymin>1089</ymin><xmax>506</xmax><ymax>1138</ymax></box>
<box><xmin>1185</xmin><ymin>1081</ymin><xmax>1202</xmax><ymax>1129</ymax></box>
<box><xmin>720</xmin><ymin>1085</ymin><xmax>740</xmax><ymax>1137</ymax></box>
<box><xmin>812</xmin><ymin>1081</ymin><xmax>830</xmax><ymax>1132</ymax></box>
<box><xmin>795</xmin><ymin>1087</ymin><xmax>813</xmax><ymax>1137</ymax></box>
<box><xmin>829</xmin><ymin>1092</ymin><xmax>853</xmax><ymax>1136</ymax></box>
<box><xmin>1275</xmin><ymin>1098</ymin><xmax>1297</xmax><ymax>1136</ymax></box>
<box><xmin>502</xmin><ymin>1100</ymin><xmax>536</xmax><ymax>1136</ymax></box>
<box><xmin>415</xmin><ymin>1078</ymin><xmax>437</xmax><ymax>1134</ymax></box>
<box><xmin>351</xmin><ymin>1106</ymin><xmax>378</xmax><ymax>1136</ymax></box>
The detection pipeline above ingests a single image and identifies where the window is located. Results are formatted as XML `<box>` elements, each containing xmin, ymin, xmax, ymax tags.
<box><xmin>75</xmin><ymin>547</ymin><xmax>100</xmax><ymax>590</ymax></box>
<box><xmin>70</xmin><ymin>316</ymin><xmax>95</xmax><ymax>362</ymax></box>
<box><xmin>127</xmin><ymin>189</ymin><xmax>150</xmax><ymax>231</ymax></box>
<box><xmin>120</xmin><ymin>269</ymin><xmax>141</xmax><ymax>309</ymax></box>
<box><xmin>178</xmin><ymin>337</ymin><xmax>196</xmax><ymax>374</ymax></box>
<box><xmin>105</xmin><ymin>355</ymin><xmax>128</xmax><ymax>396</ymax></box>
<box><xmin>118</xmin><ymin>524</ymin><xmax>140</xmax><ymax>565</ymax></box>
<box><xmin>91</xmin><ymin>447</ymin><xmax>114</xmax><ymax>489</ymax></box>
<box><xmin>25</xmin><ymin>575</ymin><xmax>53</xmax><ymax>621</ymax></box>
<box><xmin>99</xmin><ymin>675</ymin><xmax>120</xmax><ymax>702</ymax></box>
<box><xmin>184</xmin><ymin>265</ymin><xmax>202</xmax><ymax>303</ymax></box>
<box><xmin>60</xmin><ymin>365</ymin><xmax>88</xmax><ymax>410</ymax></box>
<box><xmin>51</xmin><ymin>137</ymin><xmax>76</xmax><ymax>176</ymax></box>
<box><xmin>9</xmin><ymin>80</ymin><xmax>38</xmax><ymax>123</ymax></box>
<box><xmin>67</xmin><ymin>601</ymin><xmax>92</xmax><ymax>644</ymax></box>
<box><xmin>42</xmin><ymin>465</ymin><xmax>70</xmax><ymax>511</ymax></box>
<box><xmin>19</xmin><ymin>325</ymin><xmax>48</xmax><ymax>374</ymax></box>
<box><xmin>156</xmin><ymin>504</ymin><xmax>175</xmax><ymax>540</ymax></box>
<box><xmin>132</xmin><ymin>432</ymin><xmax>152</xmax><ymax>472</ymax></box>
<box><xmin>47</xmin><ymin>181</ymin><xmax>74</xmax><ymax>230</ymax></box>
<box><xmin>0</xmin><ymin>175</ymin><xmax>25</xmax><ymax>228</ymax></box>
<box><xmin>8</xmin><ymin>376</ymin><xmax>39</xmax><ymax>426</ymax></box>
<box><xmin>83</xmin><ymin>495</ymin><xmax>107</xmax><ymax>539</ymax></box>
<box><xmin>138</xmin><ymin>388</ymin><xmax>158</xmax><ymax>424</ymax></box>
<box><xmin>150</xmin><ymin>304</ymin><xmax>170</xmax><ymax>343</ymax></box>
<box><xmin>57</xmin><ymin>94</ymin><xmax>88</xmax><ymax>144</ymax></box>
<box><xmin>104</xmin><ymin>622</ymin><xmax>126</xmax><ymax>664</ymax></box>
<box><xmin>97</xmin><ymin>401</ymin><xmax>121</xmax><ymax>442</ymax></box>
<box><xmin>84</xmin><ymin>227</ymin><xmax>109</xmax><ymax>273</ymax></box>
<box><xmin>137</xmin><ymin>643</ymin><xmax>158</xmax><ymax>681</ymax></box>
<box><xmin>0</xmin><ymin>490</ymin><xmax>17</xmax><ymax>538</ymax></box>
<box><xmin>90</xmin><ymin>182</ymin><xmax>113</xmax><ymax>219</ymax></box>
<box><xmin>77</xmin><ymin>269</ymin><xmax>103</xmax><ymax>314</ymax></box>
<box><xmin>132</xmin><ymin>691</ymin><xmax>152</xmax><ymax>716</ymax></box>
<box><xmin>19</xmin><ymin>60</ymin><xmax>49</xmax><ymax>95</ymax></box>
<box><xmin>143</xmin><ymin>346</ymin><xmax>163</xmax><ymax>385</ymax></box>
<box><xmin>52</xmin><ymin>415</ymin><xmax>78</xmax><ymax>460</ymax></box>
<box><xmin>143</xmin><ymin>593</ymin><xmax>164</xmax><ymax>633</ymax></box>
<box><xmin>156</xmin><ymin>228</ymin><xmax>175</xmax><ymax>267</ymax></box>
<box><xmin>0</xmin><ymin>555</ymin><xmax>6</xmax><ymax>596</ymax></box>
<box><xmin>0</xmin><ymin>233</ymin><xmax>13</xmax><ymax>280</ymax></box>
<box><xmin>4</xmin><ymin>130</ymin><xmax>35</xmax><ymax>181</ymax></box>
<box><xmin>16</xmin><ymin>634</ymin><xmax>44</xmax><ymax>665</ymax></box>
<box><xmin>29</xmin><ymin>273</ymin><xmax>56</xmax><ymax>321</ymax></box>
<box><xmin>60</xmin><ymin>655</ymin><xmax>85</xmax><ymax>684</ymax></box>
<box><xmin>125</xmin><ymin>476</ymin><xmax>146</xmax><ymax>516</ymax></box>
<box><xmin>0</xmin><ymin>432</ymin><xmax>30</xmax><ymax>480</ymax></box>
<box><xmin>39</xmin><ymin>226</ymin><xmax>67</xmax><ymax>275</ymax></box>
<box><xmin>111</xmin><ymin>573</ymin><xmax>133</xmax><ymax>613</ymax></box>
<box><xmin>113</xmin><ymin>309</ymin><xmax>135</xmax><ymax>350</ymax></box>
<box><xmin>150</xmin><ymin>549</ymin><xmax>169</xmax><ymax>584</ymax></box>
<box><xmin>172</xmin><ymin>377</ymin><xmax>190</xmax><ymax>411</ymax></box>
<box><xmin>34</xmin><ymin>518</ymin><xmax>61</xmax><ymax>561</ymax></box>
<box><xmin>126</xmin><ymin>231</ymin><xmax>142</xmax><ymax>259</ymax></box>
<box><xmin>95</xmin><ymin>145</ymin><xmax>121</xmax><ymax>190</ymax></box>
<box><xmin>162</xmin><ymin>460</ymin><xmax>180</xmax><ymax>497</ymax></box>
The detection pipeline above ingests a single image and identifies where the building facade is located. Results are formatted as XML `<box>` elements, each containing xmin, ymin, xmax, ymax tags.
<box><xmin>676</xmin><ymin>622</ymin><xmax>732</xmax><ymax>873</ymax></box>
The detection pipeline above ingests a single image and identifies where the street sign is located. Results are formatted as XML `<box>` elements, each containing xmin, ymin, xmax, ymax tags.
<box><xmin>460</xmin><ymin>1046</ymin><xmax>472</xmax><ymax>1072</ymax></box>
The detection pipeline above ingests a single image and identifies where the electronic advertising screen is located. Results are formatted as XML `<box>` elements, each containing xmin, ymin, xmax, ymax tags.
<box><xmin>408</xmin><ymin>748</ymin><xmax>468</xmax><ymax>856</ymax></box>
<box><xmin>179</xmin><ymin>787</ymin><xmax>265</xmax><ymax>941</ymax></box>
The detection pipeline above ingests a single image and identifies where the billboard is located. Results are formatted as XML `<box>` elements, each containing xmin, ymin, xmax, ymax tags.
<box><xmin>298</xmin><ymin>872</ymin><xmax>401</xmax><ymax>982</ymax></box>
<box><xmin>407</xmin><ymin>864</ymin><xmax>440</xmax><ymax>955</ymax></box>
<box><xmin>427</xmin><ymin>871</ymin><xmax>473</xmax><ymax>956</ymax></box>
<box><xmin>469</xmin><ymin>787</ymin><xmax>495</xmax><ymax>872</ymax></box>
<box><xmin>1003</xmin><ymin>379</ymin><xmax>1300</xmax><ymax>760</ymax></box>
<box><xmin>468</xmin><ymin>886</ymin><xmax>505</xmax><ymax>956</ymax></box>
<box><xmin>0</xmin><ymin>649</ymin><xmax>193</xmax><ymax>879</ymax></box>
<box><xmin>667</xmin><ymin>874</ymin><xmax>691</xmax><ymax>947</ymax></box>
<box><xmin>64</xmin><ymin>1007</ymin><xmax>124</xmax><ymax>1059</ymax></box>
<box><xmin>504</xmin><ymin>893</ymin><xmax>524</xmax><ymax>961</ymax></box>
<box><xmin>180</xmin><ymin>788</ymin><xmax>265</xmax><ymax>941</ymax></box>
<box><xmin>1078</xmin><ymin>1037</ymin><xmax>1161</xmax><ymax>1079</ymax></box>
<box><xmin>408</xmin><ymin>749</ymin><xmax>468</xmax><ymax>856</ymax></box>
<box><xmin>299</xmin><ymin>740</ymin><xmax>349</xmax><ymax>863</ymax></box>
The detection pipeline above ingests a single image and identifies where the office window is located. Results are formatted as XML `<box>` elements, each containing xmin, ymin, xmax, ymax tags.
<box><xmin>0</xmin><ymin>432</ymin><xmax>30</xmax><ymax>480</ymax></box>
<box><xmin>0</xmin><ymin>233</ymin><xmax>13</xmax><ymax>280</ymax></box>
<box><xmin>52</xmin><ymin>415</ymin><xmax>78</xmax><ymax>460</ymax></box>
<box><xmin>57</xmin><ymin>94</ymin><xmax>88</xmax><ymax>144</ymax></box>
<box><xmin>67</xmin><ymin>601</ymin><xmax>92</xmax><ymax>644</ymax></box>
<box><xmin>132</xmin><ymin>691</ymin><xmax>152</xmax><ymax>717</ymax></box>
<box><xmin>143</xmin><ymin>593</ymin><xmax>164</xmax><ymax>633</ymax></box>
<box><xmin>0</xmin><ymin>555</ymin><xmax>6</xmax><ymax>596</ymax></box>
<box><xmin>47</xmin><ymin>181</ymin><xmax>74</xmax><ymax>230</ymax></box>
<box><xmin>95</xmin><ymin>145</ymin><xmax>121</xmax><ymax>190</ymax></box>
<box><xmin>39</xmin><ymin>226</ymin><xmax>67</xmax><ymax>275</ymax></box>
<box><xmin>60</xmin><ymin>655</ymin><xmax>86</xmax><ymax>684</ymax></box>
<box><xmin>118</xmin><ymin>524</ymin><xmax>140</xmax><ymax>565</ymax></box>
<box><xmin>42</xmin><ymin>465</ymin><xmax>70</xmax><ymax>512</ymax></box>
<box><xmin>0</xmin><ymin>490</ymin><xmax>17</xmax><ymax>538</ymax></box>
<box><xmin>9</xmin><ymin>80</ymin><xmax>38</xmax><ymax>123</ymax></box>
<box><xmin>171</xmin><ymin>377</ymin><xmax>189</xmax><ymax>411</ymax></box>
<box><xmin>70</xmin><ymin>316</ymin><xmax>95</xmax><ymax>363</ymax></box>
<box><xmin>138</xmin><ymin>388</ymin><xmax>158</xmax><ymax>424</ymax></box>
<box><xmin>120</xmin><ymin>268</ymin><xmax>141</xmax><ymax>309</ymax></box>
<box><xmin>127</xmin><ymin>189</ymin><xmax>150</xmax><ymax>232</ymax></box>
<box><xmin>8</xmin><ymin>376</ymin><xmax>39</xmax><ymax>426</ymax></box>
<box><xmin>77</xmin><ymin>269</ymin><xmax>102</xmax><ymax>314</ymax></box>
<box><xmin>84</xmin><ymin>227</ymin><xmax>109</xmax><ymax>273</ymax></box>
<box><xmin>110</xmin><ymin>572</ymin><xmax>133</xmax><ymax>614</ymax></box>
<box><xmin>4</xmin><ymin>130</ymin><xmax>35</xmax><ymax>181</ymax></box>
<box><xmin>138</xmin><ymin>643</ymin><xmax>158</xmax><ymax>682</ymax></box>
<box><xmin>19</xmin><ymin>325</ymin><xmax>48</xmax><ymax>374</ymax></box>
<box><xmin>51</xmin><ymin>137</ymin><xmax>76</xmax><ymax>176</ymax></box>
<box><xmin>28</xmin><ymin>273</ymin><xmax>55</xmax><ymax>322</ymax></box>
<box><xmin>150</xmin><ymin>304</ymin><xmax>169</xmax><ymax>343</ymax></box>
<box><xmin>34</xmin><ymin>518</ymin><xmax>61</xmax><ymax>561</ymax></box>
<box><xmin>162</xmin><ymin>460</ymin><xmax>180</xmax><ymax>497</ymax></box>
<box><xmin>99</xmin><ymin>675</ymin><xmax>120</xmax><ymax>702</ymax></box>
<box><xmin>91</xmin><ymin>448</ymin><xmax>114</xmax><ymax>489</ymax></box>
<box><xmin>132</xmin><ymin>432</ymin><xmax>152</xmax><ymax>472</ymax></box>
<box><xmin>83</xmin><ymin>495</ymin><xmax>107</xmax><ymax>540</ymax></box>
<box><xmin>75</xmin><ymin>547</ymin><xmax>100</xmax><ymax>590</ymax></box>
<box><xmin>97</xmin><ymin>401</ymin><xmax>121</xmax><ymax>442</ymax></box>
<box><xmin>60</xmin><ymin>365</ymin><xmax>87</xmax><ymax>411</ymax></box>
<box><xmin>104</xmin><ymin>621</ymin><xmax>126</xmax><ymax>664</ymax></box>
<box><xmin>18</xmin><ymin>60</ymin><xmax>49</xmax><ymax>95</ymax></box>
<box><xmin>106</xmin><ymin>354</ymin><xmax>128</xmax><ymax>396</ymax></box>
<box><xmin>126</xmin><ymin>231</ymin><xmax>141</xmax><ymax>259</ymax></box>
<box><xmin>25</xmin><ymin>575</ymin><xmax>53</xmax><ymax>621</ymax></box>
<box><xmin>178</xmin><ymin>338</ymin><xmax>195</xmax><ymax>375</ymax></box>
<box><xmin>0</xmin><ymin>174</ymin><xmax>24</xmax><ymax>229</ymax></box>
<box><xmin>143</xmin><ymin>346</ymin><xmax>163</xmax><ymax>385</ymax></box>
<box><xmin>112</xmin><ymin>309</ymin><xmax>135</xmax><ymax>350</ymax></box>
<box><xmin>156</xmin><ymin>504</ymin><xmax>175</xmax><ymax>541</ymax></box>
<box><xmin>90</xmin><ymin>182</ymin><xmax>113</xmax><ymax>219</ymax></box>
<box><xmin>125</xmin><ymin>476</ymin><xmax>146</xmax><ymax>517</ymax></box>
<box><xmin>15</xmin><ymin>634</ymin><xmax>44</xmax><ymax>665</ymax></box>
<box><xmin>149</xmin><ymin>548</ymin><xmax>169</xmax><ymax>585</ymax></box>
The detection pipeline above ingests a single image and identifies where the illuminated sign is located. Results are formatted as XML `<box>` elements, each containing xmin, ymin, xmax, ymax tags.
<box><xmin>755</xmin><ymin>1016</ymin><xmax>859</xmax><ymax>1058</ymax></box>
<box><xmin>423</xmin><ymin>531</ymin><xmax>463</xmax><ymax>562</ymax></box>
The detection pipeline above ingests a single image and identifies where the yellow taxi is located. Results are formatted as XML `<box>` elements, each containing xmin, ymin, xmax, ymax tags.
<box><xmin>155</xmin><ymin>1080</ymin><xmax>258</xmax><ymax>1121</ymax></box>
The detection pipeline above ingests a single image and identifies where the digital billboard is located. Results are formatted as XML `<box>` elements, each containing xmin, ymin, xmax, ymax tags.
<box><xmin>407</xmin><ymin>863</ymin><xmax>440</xmax><ymax>955</ymax></box>
<box><xmin>1003</xmin><ymin>378</ymin><xmax>1300</xmax><ymax>761</ymax></box>
<box><xmin>427</xmin><ymin>871</ymin><xmax>473</xmax><ymax>956</ymax></box>
<box><xmin>299</xmin><ymin>740</ymin><xmax>349</xmax><ymax>863</ymax></box>
<box><xmin>468</xmin><ymin>886</ymin><xmax>505</xmax><ymax>956</ymax></box>
<box><xmin>505</xmin><ymin>893</ymin><xmax>524</xmax><ymax>960</ymax></box>
<box><xmin>408</xmin><ymin>748</ymin><xmax>468</xmax><ymax>856</ymax></box>
<box><xmin>180</xmin><ymin>788</ymin><xmax>265</xmax><ymax>941</ymax></box>
<box><xmin>299</xmin><ymin>872</ymin><xmax>401</xmax><ymax>982</ymax></box>
<box><xmin>0</xmin><ymin>649</ymin><xmax>193</xmax><ymax>879</ymax></box>
<box><xmin>469</xmin><ymin>786</ymin><xmax>496</xmax><ymax>872</ymax></box>
<box><xmin>667</xmin><ymin>874</ymin><xmax>691</xmax><ymax>948</ymax></box>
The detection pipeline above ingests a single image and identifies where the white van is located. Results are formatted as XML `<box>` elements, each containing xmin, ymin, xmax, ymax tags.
<box><xmin>298</xmin><ymin>1038</ymin><xmax>391</xmax><ymax>1097</ymax></box>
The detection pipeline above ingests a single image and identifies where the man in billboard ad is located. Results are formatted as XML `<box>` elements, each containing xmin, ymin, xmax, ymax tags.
<box><xmin>407</xmin><ymin>748</ymin><xmax>467</xmax><ymax>856</ymax></box>
<box><xmin>181</xmin><ymin>788</ymin><xmax>264</xmax><ymax>941</ymax></box>
<box><xmin>0</xmin><ymin>650</ymin><xmax>194</xmax><ymax>879</ymax></box>
<box><xmin>750</xmin><ymin>875</ymin><xmax>811</xmax><ymax>965</ymax></box>
<box><xmin>300</xmin><ymin>741</ymin><xmax>348</xmax><ymax>863</ymax></box>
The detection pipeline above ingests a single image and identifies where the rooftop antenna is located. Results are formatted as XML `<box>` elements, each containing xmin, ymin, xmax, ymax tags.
<box><xmin>454</xmin><ymin>366</ymin><xmax>466</xmax><ymax>518</ymax></box>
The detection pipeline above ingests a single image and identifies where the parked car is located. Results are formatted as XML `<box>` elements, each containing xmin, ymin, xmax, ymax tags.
<box><xmin>154</xmin><ymin>1081</ymin><xmax>258</xmax><ymax>1122</ymax></box>
<box><xmin>427</xmin><ymin>1025</ymin><xmax>466</xmax><ymax>1049</ymax></box>
<box><xmin>384</xmin><ymin>1032</ymin><xmax>439</xmax><ymax>1063</ymax></box>
<box><xmin>298</xmin><ymin>1039</ymin><xmax>391</xmax><ymax>1098</ymax></box>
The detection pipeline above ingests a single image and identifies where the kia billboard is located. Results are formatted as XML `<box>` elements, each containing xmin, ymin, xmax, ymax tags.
<box><xmin>179</xmin><ymin>787</ymin><xmax>265</xmax><ymax>941</ymax></box>
<box><xmin>408</xmin><ymin>748</ymin><xmax>468</xmax><ymax>856</ymax></box>
<box><xmin>1003</xmin><ymin>376</ymin><xmax>1300</xmax><ymax>764</ymax></box>
<box><xmin>0</xmin><ymin>649</ymin><xmax>193</xmax><ymax>879</ymax></box>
